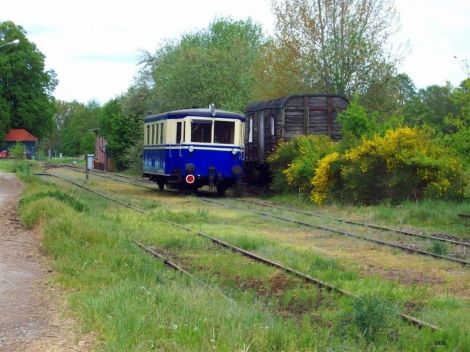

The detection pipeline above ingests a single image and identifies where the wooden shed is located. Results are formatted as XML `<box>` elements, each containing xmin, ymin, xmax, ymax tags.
<box><xmin>244</xmin><ymin>94</ymin><xmax>348</xmax><ymax>165</ymax></box>
<box><xmin>94</xmin><ymin>135</ymin><xmax>114</xmax><ymax>171</ymax></box>
<box><xmin>2</xmin><ymin>128</ymin><xmax>38</xmax><ymax>159</ymax></box>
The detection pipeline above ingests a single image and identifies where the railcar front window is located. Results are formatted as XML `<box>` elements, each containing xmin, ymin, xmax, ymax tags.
<box><xmin>191</xmin><ymin>120</ymin><xmax>212</xmax><ymax>143</ymax></box>
<box><xmin>214</xmin><ymin>121</ymin><xmax>235</xmax><ymax>144</ymax></box>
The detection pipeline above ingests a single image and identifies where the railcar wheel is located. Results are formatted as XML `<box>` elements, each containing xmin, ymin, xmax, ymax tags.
<box><xmin>156</xmin><ymin>178</ymin><xmax>165</xmax><ymax>190</ymax></box>
<box><xmin>216</xmin><ymin>183</ymin><xmax>226</xmax><ymax>197</ymax></box>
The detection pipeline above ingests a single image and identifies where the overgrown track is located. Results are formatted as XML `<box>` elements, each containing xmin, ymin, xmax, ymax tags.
<box><xmin>44</xmin><ymin>164</ymin><xmax>470</xmax><ymax>265</ymax></box>
<box><xmin>200</xmin><ymin>198</ymin><xmax>470</xmax><ymax>266</ymax></box>
<box><xmin>234</xmin><ymin>198</ymin><xmax>470</xmax><ymax>248</ymax></box>
<box><xmin>36</xmin><ymin>170</ymin><xmax>440</xmax><ymax>332</ymax></box>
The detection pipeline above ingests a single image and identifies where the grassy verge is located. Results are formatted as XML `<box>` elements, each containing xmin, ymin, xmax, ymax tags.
<box><xmin>1</xmin><ymin>162</ymin><xmax>469</xmax><ymax>351</ymax></box>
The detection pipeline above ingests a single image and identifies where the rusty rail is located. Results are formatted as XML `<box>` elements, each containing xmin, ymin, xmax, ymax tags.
<box><xmin>36</xmin><ymin>170</ymin><xmax>441</xmax><ymax>331</ymax></box>
<box><xmin>236</xmin><ymin>198</ymin><xmax>470</xmax><ymax>248</ymax></box>
<box><xmin>201</xmin><ymin>198</ymin><xmax>470</xmax><ymax>266</ymax></box>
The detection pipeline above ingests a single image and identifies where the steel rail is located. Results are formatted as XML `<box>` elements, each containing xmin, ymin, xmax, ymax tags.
<box><xmin>35</xmin><ymin>172</ymin><xmax>146</xmax><ymax>213</ymax></box>
<box><xmin>44</xmin><ymin>163</ymin><xmax>157</xmax><ymax>188</ymax></box>
<box><xmin>134</xmin><ymin>240</ymin><xmax>193</xmax><ymax>276</ymax></box>
<box><xmin>133</xmin><ymin>240</ymin><xmax>236</xmax><ymax>303</ymax></box>
<box><xmin>48</xmin><ymin>163</ymin><xmax>468</xmax><ymax>248</ymax></box>
<box><xmin>36</xmin><ymin>170</ymin><xmax>440</xmax><ymax>331</ymax></box>
<box><xmin>235</xmin><ymin>198</ymin><xmax>470</xmax><ymax>248</ymax></box>
<box><xmin>201</xmin><ymin>198</ymin><xmax>470</xmax><ymax>266</ymax></box>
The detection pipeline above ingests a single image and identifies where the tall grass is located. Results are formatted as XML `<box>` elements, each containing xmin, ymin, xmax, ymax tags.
<box><xmin>9</xmin><ymin>167</ymin><xmax>470</xmax><ymax>351</ymax></box>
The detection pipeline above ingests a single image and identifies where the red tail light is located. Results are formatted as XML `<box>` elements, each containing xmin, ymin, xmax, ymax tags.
<box><xmin>185</xmin><ymin>174</ymin><xmax>195</xmax><ymax>184</ymax></box>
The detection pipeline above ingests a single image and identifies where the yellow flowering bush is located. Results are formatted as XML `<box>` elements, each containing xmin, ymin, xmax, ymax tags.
<box><xmin>311</xmin><ymin>127</ymin><xmax>467</xmax><ymax>204</ymax></box>
<box><xmin>268</xmin><ymin>135</ymin><xmax>336</xmax><ymax>192</ymax></box>
<box><xmin>311</xmin><ymin>152</ymin><xmax>341</xmax><ymax>204</ymax></box>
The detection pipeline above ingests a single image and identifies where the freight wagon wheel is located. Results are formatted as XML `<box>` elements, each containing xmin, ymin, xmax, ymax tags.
<box><xmin>157</xmin><ymin>179</ymin><xmax>165</xmax><ymax>191</ymax></box>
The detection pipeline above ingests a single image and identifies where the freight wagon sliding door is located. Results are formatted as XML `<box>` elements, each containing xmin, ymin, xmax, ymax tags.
<box><xmin>258</xmin><ymin>111</ymin><xmax>265</xmax><ymax>161</ymax></box>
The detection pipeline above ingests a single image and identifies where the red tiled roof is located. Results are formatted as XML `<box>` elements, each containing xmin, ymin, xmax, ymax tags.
<box><xmin>3</xmin><ymin>129</ymin><xmax>38</xmax><ymax>142</ymax></box>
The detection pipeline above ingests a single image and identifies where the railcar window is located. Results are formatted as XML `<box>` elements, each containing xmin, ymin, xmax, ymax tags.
<box><xmin>146</xmin><ymin>125</ymin><xmax>150</xmax><ymax>145</ymax></box>
<box><xmin>152</xmin><ymin>124</ymin><xmax>155</xmax><ymax>144</ymax></box>
<box><xmin>214</xmin><ymin>121</ymin><xmax>235</xmax><ymax>144</ymax></box>
<box><xmin>155</xmin><ymin>123</ymin><xmax>159</xmax><ymax>144</ymax></box>
<box><xmin>176</xmin><ymin>122</ymin><xmax>182</xmax><ymax>143</ymax></box>
<box><xmin>270</xmin><ymin>116</ymin><xmax>275</xmax><ymax>136</ymax></box>
<box><xmin>160</xmin><ymin>123</ymin><xmax>164</xmax><ymax>144</ymax></box>
<box><xmin>191</xmin><ymin>120</ymin><xmax>212</xmax><ymax>143</ymax></box>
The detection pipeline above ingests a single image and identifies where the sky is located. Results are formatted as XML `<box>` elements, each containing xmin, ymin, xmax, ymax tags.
<box><xmin>1</xmin><ymin>0</ymin><xmax>469</xmax><ymax>104</ymax></box>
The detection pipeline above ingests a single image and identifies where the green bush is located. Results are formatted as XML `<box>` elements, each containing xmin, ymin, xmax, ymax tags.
<box><xmin>9</xmin><ymin>142</ymin><xmax>25</xmax><ymax>159</ymax></box>
<box><xmin>338</xmin><ymin>96</ymin><xmax>377</xmax><ymax>140</ymax></box>
<box><xmin>267</xmin><ymin>135</ymin><xmax>337</xmax><ymax>193</ymax></box>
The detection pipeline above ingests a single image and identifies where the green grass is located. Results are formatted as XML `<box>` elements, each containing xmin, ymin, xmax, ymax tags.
<box><xmin>267</xmin><ymin>193</ymin><xmax>470</xmax><ymax>240</ymax></box>
<box><xmin>3</xmin><ymin>164</ymin><xmax>469</xmax><ymax>351</ymax></box>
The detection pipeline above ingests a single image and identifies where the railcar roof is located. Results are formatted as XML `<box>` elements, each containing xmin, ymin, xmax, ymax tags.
<box><xmin>144</xmin><ymin>108</ymin><xmax>245</xmax><ymax>123</ymax></box>
<box><xmin>245</xmin><ymin>94</ymin><xmax>348</xmax><ymax>112</ymax></box>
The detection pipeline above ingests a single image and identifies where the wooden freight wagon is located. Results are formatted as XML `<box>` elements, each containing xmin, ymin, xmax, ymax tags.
<box><xmin>244</xmin><ymin>94</ymin><xmax>348</xmax><ymax>181</ymax></box>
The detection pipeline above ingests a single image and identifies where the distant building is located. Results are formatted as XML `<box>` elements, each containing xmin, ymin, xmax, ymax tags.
<box><xmin>94</xmin><ymin>135</ymin><xmax>114</xmax><ymax>171</ymax></box>
<box><xmin>2</xmin><ymin>128</ymin><xmax>38</xmax><ymax>159</ymax></box>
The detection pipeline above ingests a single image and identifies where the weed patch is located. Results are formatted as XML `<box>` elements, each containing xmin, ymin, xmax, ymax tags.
<box><xmin>20</xmin><ymin>191</ymin><xmax>87</xmax><ymax>212</ymax></box>
<box><xmin>350</xmin><ymin>295</ymin><xmax>399</xmax><ymax>342</ymax></box>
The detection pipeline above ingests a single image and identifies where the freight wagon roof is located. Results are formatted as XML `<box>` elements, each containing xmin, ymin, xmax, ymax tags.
<box><xmin>3</xmin><ymin>128</ymin><xmax>38</xmax><ymax>142</ymax></box>
<box><xmin>245</xmin><ymin>94</ymin><xmax>348</xmax><ymax>113</ymax></box>
<box><xmin>145</xmin><ymin>108</ymin><xmax>245</xmax><ymax>123</ymax></box>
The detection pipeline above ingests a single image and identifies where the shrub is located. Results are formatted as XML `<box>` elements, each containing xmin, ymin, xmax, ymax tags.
<box><xmin>268</xmin><ymin>135</ymin><xmax>337</xmax><ymax>193</ymax></box>
<box><xmin>9</xmin><ymin>142</ymin><xmax>25</xmax><ymax>159</ymax></box>
<box><xmin>311</xmin><ymin>127</ymin><xmax>468</xmax><ymax>204</ymax></box>
<box><xmin>337</xmin><ymin>96</ymin><xmax>377</xmax><ymax>140</ymax></box>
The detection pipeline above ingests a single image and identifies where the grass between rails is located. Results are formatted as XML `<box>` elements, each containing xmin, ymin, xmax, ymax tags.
<box><xmin>2</xmin><ymin>161</ymin><xmax>469</xmax><ymax>351</ymax></box>
<box><xmin>264</xmin><ymin>193</ymin><xmax>470</xmax><ymax>240</ymax></box>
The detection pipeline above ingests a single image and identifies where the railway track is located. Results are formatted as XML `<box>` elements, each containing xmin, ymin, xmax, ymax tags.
<box><xmin>44</xmin><ymin>164</ymin><xmax>470</xmax><ymax>266</ymax></box>
<box><xmin>234</xmin><ymin>198</ymin><xmax>470</xmax><ymax>248</ymax></box>
<box><xmin>44</xmin><ymin>163</ymin><xmax>157</xmax><ymax>189</ymax></box>
<box><xmin>200</xmin><ymin>198</ymin><xmax>470</xmax><ymax>266</ymax></box>
<box><xmin>36</xmin><ymin>169</ymin><xmax>440</xmax><ymax>331</ymax></box>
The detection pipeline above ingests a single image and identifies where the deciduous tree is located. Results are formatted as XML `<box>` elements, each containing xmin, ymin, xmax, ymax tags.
<box><xmin>148</xmin><ymin>18</ymin><xmax>263</xmax><ymax>112</ymax></box>
<box><xmin>0</xmin><ymin>21</ymin><xmax>57</xmax><ymax>138</ymax></box>
<box><xmin>254</xmin><ymin>0</ymin><xmax>401</xmax><ymax>105</ymax></box>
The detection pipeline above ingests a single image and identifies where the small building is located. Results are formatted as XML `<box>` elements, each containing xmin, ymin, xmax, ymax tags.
<box><xmin>94</xmin><ymin>135</ymin><xmax>114</xmax><ymax>171</ymax></box>
<box><xmin>2</xmin><ymin>128</ymin><xmax>38</xmax><ymax>159</ymax></box>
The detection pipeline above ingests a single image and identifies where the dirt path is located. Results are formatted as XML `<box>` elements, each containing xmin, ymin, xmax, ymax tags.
<box><xmin>0</xmin><ymin>171</ymin><xmax>92</xmax><ymax>351</ymax></box>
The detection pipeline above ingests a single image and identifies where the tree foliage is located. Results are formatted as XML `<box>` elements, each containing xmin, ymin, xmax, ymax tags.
<box><xmin>51</xmin><ymin>100</ymin><xmax>99</xmax><ymax>156</ymax></box>
<box><xmin>254</xmin><ymin>0</ymin><xmax>400</xmax><ymax>103</ymax></box>
<box><xmin>148</xmin><ymin>18</ymin><xmax>263</xmax><ymax>112</ymax></box>
<box><xmin>97</xmin><ymin>87</ymin><xmax>147</xmax><ymax>170</ymax></box>
<box><xmin>0</xmin><ymin>21</ymin><xmax>57</xmax><ymax>138</ymax></box>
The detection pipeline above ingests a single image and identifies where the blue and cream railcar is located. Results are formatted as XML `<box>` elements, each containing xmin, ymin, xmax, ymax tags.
<box><xmin>143</xmin><ymin>108</ymin><xmax>245</xmax><ymax>195</ymax></box>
